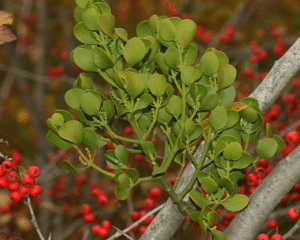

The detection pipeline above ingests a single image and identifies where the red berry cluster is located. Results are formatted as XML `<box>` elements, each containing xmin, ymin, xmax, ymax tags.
<box><xmin>257</xmin><ymin>233</ymin><xmax>283</xmax><ymax>240</ymax></box>
<box><xmin>0</xmin><ymin>150</ymin><xmax>42</xmax><ymax>206</ymax></box>
<box><xmin>218</xmin><ymin>23</ymin><xmax>235</xmax><ymax>44</ymax></box>
<box><xmin>194</xmin><ymin>25</ymin><xmax>212</xmax><ymax>44</ymax></box>
<box><xmin>249</xmin><ymin>40</ymin><xmax>268</xmax><ymax>63</ymax></box>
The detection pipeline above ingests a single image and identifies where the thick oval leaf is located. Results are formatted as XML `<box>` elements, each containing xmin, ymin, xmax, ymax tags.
<box><xmin>218</xmin><ymin>63</ymin><xmax>237</xmax><ymax>90</ymax></box>
<box><xmin>55</xmin><ymin>109</ymin><xmax>74</xmax><ymax>123</ymax></box>
<box><xmin>46</xmin><ymin>131</ymin><xmax>74</xmax><ymax>150</ymax></box>
<box><xmin>185</xmin><ymin>43</ymin><xmax>198</xmax><ymax>66</ymax></box>
<box><xmin>63</xmin><ymin>160</ymin><xmax>88</xmax><ymax>173</ymax></box>
<box><xmin>218</xmin><ymin>86</ymin><xmax>236</xmax><ymax>108</ymax></box>
<box><xmin>75</xmin><ymin>0</ymin><xmax>88</xmax><ymax>8</ymax></box>
<box><xmin>137</xmin><ymin>114</ymin><xmax>151</xmax><ymax>131</ymax></box>
<box><xmin>124</xmin><ymin>71</ymin><xmax>145</xmax><ymax>98</ymax></box>
<box><xmin>185</xmin><ymin>118</ymin><xmax>195</xmax><ymax>136</ymax></box>
<box><xmin>157</xmin><ymin>107</ymin><xmax>173</xmax><ymax>123</ymax></box>
<box><xmin>115</xmin><ymin>145</ymin><xmax>129</xmax><ymax>165</ymax></box>
<box><xmin>94</xmin><ymin>2</ymin><xmax>111</xmax><ymax>14</ymax></box>
<box><xmin>241</xmin><ymin>97</ymin><xmax>260</xmax><ymax>109</ymax></box>
<box><xmin>73</xmin><ymin>45</ymin><xmax>98</xmax><ymax>72</ymax></box>
<box><xmin>241</xmin><ymin>107</ymin><xmax>258</xmax><ymax>123</ymax></box>
<box><xmin>136</xmin><ymin>20</ymin><xmax>153</xmax><ymax>38</ymax></box>
<box><xmin>149</xmin><ymin>74</ymin><xmax>167</xmax><ymax>96</ymax></box>
<box><xmin>155</xmin><ymin>53</ymin><xmax>169</xmax><ymax>75</ymax></box>
<box><xmin>142</xmin><ymin>141</ymin><xmax>156</xmax><ymax>157</ymax></box>
<box><xmin>98</xmin><ymin>13</ymin><xmax>115</xmax><ymax>37</ymax></box>
<box><xmin>189</xmin><ymin>189</ymin><xmax>212</xmax><ymax>208</ymax></box>
<box><xmin>136</xmin><ymin>94</ymin><xmax>153</xmax><ymax>110</ymax></box>
<box><xmin>209</xmin><ymin>107</ymin><xmax>228</xmax><ymax>131</ymax></box>
<box><xmin>115</xmin><ymin>28</ymin><xmax>128</xmax><ymax>41</ymax></box>
<box><xmin>82</xmin><ymin>7</ymin><xmax>100</xmax><ymax>30</ymax></box>
<box><xmin>58</xmin><ymin>120</ymin><xmax>84</xmax><ymax>146</ymax></box>
<box><xmin>76</xmin><ymin>73</ymin><xmax>94</xmax><ymax>90</ymax></box>
<box><xmin>223</xmin><ymin>110</ymin><xmax>239</xmax><ymax>129</ymax></box>
<box><xmin>164</xmin><ymin>47</ymin><xmax>179</xmax><ymax>70</ymax></box>
<box><xmin>93</xmin><ymin>46</ymin><xmax>114</xmax><ymax>69</ymax></box>
<box><xmin>201</xmin><ymin>94</ymin><xmax>219</xmax><ymax>111</ymax></box>
<box><xmin>273</xmin><ymin>135</ymin><xmax>285</xmax><ymax>154</ymax></box>
<box><xmin>181</xmin><ymin>66</ymin><xmax>196</xmax><ymax>85</ymax></box>
<box><xmin>217</xmin><ymin>51</ymin><xmax>229</xmax><ymax>64</ymax></box>
<box><xmin>127</xmin><ymin>168</ymin><xmax>139</xmax><ymax>183</ymax></box>
<box><xmin>256</xmin><ymin>138</ymin><xmax>278</xmax><ymax>159</ymax></box>
<box><xmin>115</xmin><ymin>186</ymin><xmax>131</xmax><ymax>200</ymax></box>
<box><xmin>166</xmin><ymin>95</ymin><xmax>182</xmax><ymax>117</ymax></box>
<box><xmin>149</xmin><ymin>15</ymin><xmax>159</xmax><ymax>32</ymax></box>
<box><xmin>103</xmin><ymin>100</ymin><xmax>115</xmax><ymax>120</ymax></box>
<box><xmin>223</xmin><ymin>142</ymin><xmax>243</xmax><ymax>160</ymax></box>
<box><xmin>64</xmin><ymin>88</ymin><xmax>84</xmax><ymax>109</ymax></box>
<box><xmin>222</xmin><ymin>194</ymin><xmax>249</xmax><ymax>211</ymax></box>
<box><xmin>83</xmin><ymin>128</ymin><xmax>98</xmax><ymax>154</ymax></box>
<box><xmin>219</xmin><ymin>177</ymin><xmax>233</xmax><ymax>192</ymax></box>
<box><xmin>232</xmin><ymin>152</ymin><xmax>253</xmax><ymax>169</ymax></box>
<box><xmin>200</xmin><ymin>52</ymin><xmax>219</xmax><ymax>76</ymax></box>
<box><xmin>124</xmin><ymin>37</ymin><xmax>146</xmax><ymax>66</ymax></box>
<box><xmin>158</xmin><ymin>19</ymin><xmax>176</xmax><ymax>41</ymax></box>
<box><xmin>189</xmin><ymin>125</ymin><xmax>203</xmax><ymax>141</ymax></box>
<box><xmin>199</xmin><ymin>177</ymin><xmax>219</xmax><ymax>193</ymax></box>
<box><xmin>211</xmin><ymin>230</ymin><xmax>226</xmax><ymax>240</ymax></box>
<box><xmin>175</xmin><ymin>19</ymin><xmax>197</xmax><ymax>48</ymax></box>
<box><xmin>73</xmin><ymin>22</ymin><xmax>98</xmax><ymax>44</ymax></box>
<box><xmin>80</xmin><ymin>92</ymin><xmax>101</xmax><ymax>115</ymax></box>
<box><xmin>51</xmin><ymin>113</ymin><xmax>64</xmax><ymax>127</ymax></box>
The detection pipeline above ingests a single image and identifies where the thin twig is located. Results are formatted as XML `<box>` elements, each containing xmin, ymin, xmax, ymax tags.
<box><xmin>24</xmin><ymin>197</ymin><xmax>46</xmax><ymax>240</ymax></box>
<box><xmin>112</xmin><ymin>226</ymin><xmax>135</xmax><ymax>240</ymax></box>
<box><xmin>107</xmin><ymin>204</ymin><xmax>164</xmax><ymax>240</ymax></box>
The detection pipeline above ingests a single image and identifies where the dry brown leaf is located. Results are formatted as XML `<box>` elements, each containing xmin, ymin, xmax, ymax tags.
<box><xmin>0</xmin><ymin>10</ymin><xmax>13</xmax><ymax>26</ymax></box>
<box><xmin>0</xmin><ymin>25</ymin><xmax>17</xmax><ymax>44</ymax></box>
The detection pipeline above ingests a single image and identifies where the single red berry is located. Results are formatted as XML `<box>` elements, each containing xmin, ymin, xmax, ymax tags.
<box><xmin>285</xmin><ymin>131</ymin><xmax>299</xmax><ymax>144</ymax></box>
<box><xmin>0</xmin><ymin>177</ymin><xmax>8</xmax><ymax>188</ymax></box>
<box><xmin>11</xmin><ymin>149</ymin><xmax>22</xmax><ymax>166</ymax></box>
<box><xmin>256</xmin><ymin>159</ymin><xmax>269</xmax><ymax>168</ymax></box>
<box><xmin>1</xmin><ymin>161</ymin><xmax>13</xmax><ymax>172</ymax></box>
<box><xmin>257</xmin><ymin>233</ymin><xmax>270</xmax><ymax>240</ymax></box>
<box><xmin>30</xmin><ymin>185</ymin><xmax>42</xmax><ymax>198</ymax></box>
<box><xmin>6</xmin><ymin>171</ymin><xmax>18</xmax><ymax>182</ymax></box>
<box><xmin>28</xmin><ymin>166</ymin><xmax>41</xmax><ymax>178</ymax></box>
<box><xmin>202</xmin><ymin>30</ymin><xmax>211</xmax><ymax>44</ymax></box>
<box><xmin>124</xmin><ymin>126</ymin><xmax>133</xmax><ymax>136</ymax></box>
<box><xmin>139</xmin><ymin>210</ymin><xmax>147</xmax><ymax>218</ymax></box>
<box><xmin>266</xmin><ymin>219</ymin><xmax>278</xmax><ymax>229</ymax></box>
<box><xmin>22</xmin><ymin>176</ymin><xmax>35</xmax><ymax>188</ymax></box>
<box><xmin>80</xmin><ymin>204</ymin><xmax>91</xmax><ymax>215</ymax></box>
<box><xmin>83</xmin><ymin>213</ymin><xmax>95</xmax><ymax>223</ymax></box>
<box><xmin>91</xmin><ymin>224</ymin><xmax>102</xmax><ymax>235</ymax></box>
<box><xmin>288</xmin><ymin>208</ymin><xmax>299</xmax><ymax>220</ymax></box>
<box><xmin>19</xmin><ymin>187</ymin><xmax>30</xmax><ymax>198</ymax></box>
<box><xmin>98</xmin><ymin>195</ymin><xmax>109</xmax><ymax>206</ymax></box>
<box><xmin>139</xmin><ymin>226</ymin><xmax>147</xmax><ymax>234</ymax></box>
<box><xmin>134</xmin><ymin>154</ymin><xmax>145</xmax><ymax>162</ymax></box>
<box><xmin>168</xmin><ymin>4</ymin><xmax>178</xmax><ymax>16</ymax></box>
<box><xmin>105</xmin><ymin>142</ymin><xmax>115</xmax><ymax>150</ymax></box>
<box><xmin>7</xmin><ymin>182</ymin><xmax>20</xmax><ymax>192</ymax></box>
<box><xmin>270</xmin><ymin>234</ymin><xmax>283</xmax><ymax>240</ymax></box>
<box><xmin>101</xmin><ymin>219</ymin><xmax>111</xmax><ymax>229</ymax></box>
<box><xmin>195</xmin><ymin>25</ymin><xmax>204</xmax><ymax>39</ymax></box>
<box><xmin>91</xmin><ymin>188</ymin><xmax>105</xmax><ymax>198</ymax></box>
<box><xmin>74</xmin><ymin>174</ymin><xmax>87</xmax><ymax>185</ymax></box>
<box><xmin>10</xmin><ymin>191</ymin><xmax>22</xmax><ymax>203</ymax></box>
<box><xmin>131</xmin><ymin>211</ymin><xmax>140</xmax><ymax>221</ymax></box>
<box><xmin>98</xmin><ymin>227</ymin><xmax>108</xmax><ymax>237</ymax></box>
<box><xmin>143</xmin><ymin>198</ymin><xmax>155</xmax><ymax>209</ymax></box>
<box><xmin>249</xmin><ymin>54</ymin><xmax>259</xmax><ymax>63</ymax></box>
<box><xmin>148</xmin><ymin>188</ymin><xmax>161</xmax><ymax>198</ymax></box>
<box><xmin>60</xmin><ymin>50</ymin><xmax>69</xmax><ymax>60</ymax></box>
<box><xmin>292</xmin><ymin>78</ymin><xmax>300</xmax><ymax>87</ymax></box>
<box><xmin>144</xmin><ymin>216</ymin><xmax>154</xmax><ymax>225</ymax></box>
<box><xmin>62</xmin><ymin>203</ymin><xmax>70</xmax><ymax>212</ymax></box>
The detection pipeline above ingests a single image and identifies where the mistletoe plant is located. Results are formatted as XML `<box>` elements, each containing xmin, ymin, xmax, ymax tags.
<box><xmin>46</xmin><ymin>0</ymin><xmax>285</xmax><ymax>238</ymax></box>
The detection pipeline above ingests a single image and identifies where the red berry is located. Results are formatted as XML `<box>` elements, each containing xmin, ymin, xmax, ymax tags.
<box><xmin>80</xmin><ymin>204</ymin><xmax>91</xmax><ymax>215</ymax></box>
<box><xmin>202</xmin><ymin>30</ymin><xmax>211</xmax><ymax>44</ymax></box>
<box><xmin>11</xmin><ymin>149</ymin><xmax>22</xmax><ymax>166</ymax></box>
<box><xmin>98</xmin><ymin>195</ymin><xmax>109</xmax><ymax>206</ymax></box>
<box><xmin>285</xmin><ymin>131</ymin><xmax>299</xmax><ymax>144</ymax></box>
<box><xmin>7</xmin><ymin>182</ymin><xmax>19</xmax><ymax>191</ymax></box>
<box><xmin>195</xmin><ymin>25</ymin><xmax>204</xmax><ymax>39</ymax></box>
<box><xmin>10</xmin><ymin>191</ymin><xmax>22</xmax><ymax>203</ymax></box>
<box><xmin>144</xmin><ymin>216</ymin><xmax>154</xmax><ymax>225</ymax></box>
<box><xmin>1</xmin><ymin>161</ymin><xmax>13</xmax><ymax>172</ymax></box>
<box><xmin>168</xmin><ymin>4</ymin><xmax>178</xmax><ymax>16</ymax></box>
<box><xmin>143</xmin><ymin>198</ymin><xmax>155</xmax><ymax>209</ymax></box>
<box><xmin>98</xmin><ymin>227</ymin><xmax>108</xmax><ymax>237</ymax></box>
<box><xmin>101</xmin><ymin>219</ymin><xmax>111</xmax><ymax>229</ymax></box>
<box><xmin>19</xmin><ymin>187</ymin><xmax>30</xmax><ymax>198</ymax></box>
<box><xmin>60</xmin><ymin>50</ymin><xmax>69</xmax><ymax>60</ymax></box>
<box><xmin>83</xmin><ymin>213</ymin><xmax>95</xmax><ymax>223</ymax></box>
<box><xmin>270</xmin><ymin>234</ymin><xmax>283</xmax><ymax>240</ymax></box>
<box><xmin>256</xmin><ymin>159</ymin><xmax>269</xmax><ymax>168</ymax></box>
<box><xmin>148</xmin><ymin>188</ymin><xmax>161</xmax><ymax>198</ymax></box>
<box><xmin>0</xmin><ymin>177</ymin><xmax>8</xmax><ymax>188</ymax></box>
<box><xmin>62</xmin><ymin>203</ymin><xmax>70</xmax><ymax>212</ymax></box>
<box><xmin>91</xmin><ymin>224</ymin><xmax>102</xmax><ymax>235</ymax></box>
<box><xmin>124</xmin><ymin>126</ymin><xmax>133</xmax><ymax>136</ymax></box>
<box><xmin>131</xmin><ymin>211</ymin><xmax>139</xmax><ymax>221</ymax></box>
<box><xmin>28</xmin><ymin>166</ymin><xmax>41</xmax><ymax>178</ymax></box>
<box><xmin>6</xmin><ymin>171</ymin><xmax>18</xmax><ymax>182</ymax></box>
<box><xmin>22</xmin><ymin>176</ymin><xmax>35</xmax><ymax>188</ymax></box>
<box><xmin>266</xmin><ymin>219</ymin><xmax>278</xmax><ymax>229</ymax></box>
<box><xmin>139</xmin><ymin>226</ymin><xmax>147</xmax><ymax>234</ymax></box>
<box><xmin>288</xmin><ymin>208</ymin><xmax>299</xmax><ymax>220</ymax></box>
<box><xmin>257</xmin><ymin>233</ymin><xmax>270</xmax><ymax>240</ymax></box>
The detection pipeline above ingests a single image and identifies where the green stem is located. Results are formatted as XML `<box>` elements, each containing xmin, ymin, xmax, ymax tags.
<box><xmin>143</xmin><ymin>100</ymin><xmax>160</xmax><ymax>140</ymax></box>
<box><xmin>186</xmin><ymin>144</ymin><xmax>198</xmax><ymax>168</ymax></box>
<box><xmin>173</xmin><ymin>152</ymin><xmax>186</xmax><ymax>190</ymax></box>
<box><xmin>178</xmin><ymin>127</ymin><xmax>212</xmax><ymax>200</ymax></box>
<box><xmin>134</xmin><ymin>176</ymin><xmax>157</xmax><ymax>185</ymax></box>
<box><xmin>128</xmin><ymin>113</ymin><xmax>144</xmax><ymax>142</ymax></box>
<box><xmin>103</xmin><ymin>124</ymin><xmax>139</xmax><ymax>144</ymax></box>
<box><xmin>211</xmin><ymin>188</ymin><xmax>226</xmax><ymax>210</ymax></box>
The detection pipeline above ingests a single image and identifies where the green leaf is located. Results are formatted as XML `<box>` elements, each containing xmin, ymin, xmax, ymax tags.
<box><xmin>98</xmin><ymin>13</ymin><xmax>115</xmax><ymax>37</ymax></box>
<box><xmin>93</xmin><ymin>46</ymin><xmax>114</xmax><ymax>69</ymax></box>
<box><xmin>222</xmin><ymin>194</ymin><xmax>249</xmax><ymax>211</ymax></box>
<box><xmin>164</xmin><ymin>47</ymin><xmax>180</xmax><ymax>70</ymax></box>
<box><xmin>73</xmin><ymin>22</ymin><xmax>98</xmax><ymax>44</ymax></box>
<box><xmin>75</xmin><ymin>0</ymin><xmax>88</xmax><ymax>8</ymax></box>
<box><xmin>157</xmin><ymin>107</ymin><xmax>173</xmax><ymax>123</ymax></box>
<box><xmin>185</xmin><ymin>118</ymin><xmax>195</xmax><ymax>136</ymax></box>
<box><xmin>143</xmin><ymin>36</ymin><xmax>159</xmax><ymax>63</ymax></box>
<box><xmin>223</xmin><ymin>142</ymin><xmax>243</xmax><ymax>160</ymax></box>
<box><xmin>142</xmin><ymin>141</ymin><xmax>156</xmax><ymax>157</ymax></box>
<box><xmin>273</xmin><ymin>134</ymin><xmax>285</xmax><ymax>154</ymax></box>
<box><xmin>115</xmin><ymin>28</ymin><xmax>128</xmax><ymax>41</ymax></box>
<box><xmin>229</xmin><ymin>171</ymin><xmax>243</xmax><ymax>181</ymax></box>
<box><xmin>200</xmin><ymin>52</ymin><xmax>219</xmax><ymax>76</ymax></box>
<box><xmin>82</xmin><ymin>7</ymin><xmax>100</xmax><ymax>30</ymax></box>
<box><xmin>149</xmin><ymin>74</ymin><xmax>167</xmax><ymax>96</ymax></box>
<box><xmin>54</xmin><ymin>110</ymin><xmax>74</xmax><ymax>123</ymax></box>
<box><xmin>63</xmin><ymin>160</ymin><xmax>88</xmax><ymax>173</ymax></box>
<box><xmin>124</xmin><ymin>71</ymin><xmax>145</xmax><ymax>98</ymax></box>
<box><xmin>201</xmin><ymin>94</ymin><xmax>219</xmax><ymax>111</ymax></box>
<box><xmin>221</xmin><ymin>128</ymin><xmax>241</xmax><ymax>143</ymax></box>
<box><xmin>189</xmin><ymin>125</ymin><xmax>203</xmax><ymax>141</ymax></box>
<box><xmin>127</xmin><ymin>168</ymin><xmax>139</xmax><ymax>183</ymax></box>
<box><xmin>114</xmin><ymin>172</ymin><xmax>131</xmax><ymax>187</ymax></box>
<box><xmin>115</xmin><ymin>145</ymin><xmax>129</xmax><ymax>165</ymax></box>
<box><xmin>189</xmin><ymin>189</ymin><xmax>212</xmax><ymax>208</ymax></box>
<box><xmin>124</xmin><ymin>37</ymin><xmax>146</xmax><ymax>66</ymax></box>
<box><xmin>199</xmin><ymin>177</ymin><xmax>219</xmax><ymax>193</ymax></box>
<box><xmin>83</xmin><ymin>128</ymin><xmax>98</xmax><ymax>154</ymax></box>
<box><xmin>74</xmin><ymin>6</ymin><xmax>83</xmax><ymax>23</ymax></box>
<box><xmin>166</xmin><ymin>95</ymin><xmax>183</xmax><ymax>117</ymax></box>
<box><xmin>175</xmin><ymin>19</ymin><xmax>197</xmax><ymax>48</ymax></box>
<box><xmin>232</xmin><ymin>152</ymin><xmax>253</xmax><ymax>169</ymax></box>
<box><xmin>80</xmin><ymin>92</ymin><xmax>101</xmax><ymax>115</ymax></box>
<box><xmin>103</xmin><ymin>100</ymin><xmax>115</xmax><ymax>120</ymax></box>
<box><xmin>181</xmin><ymin>66</ymin><xmax>196</xmax><ymax>85</ymax></box>
<box><xmin>217</xmin><ymin>51</ymin><xmax>229</xmax><ymax>64</ymax></box>
<box><xmin>241</xmin><ymin>107</ymin><xmax>258</xmax><ymax>123</ymax></box>
<box><xmin>211</xmin><ymin>230</ymin><xmax>226</xmax><ymax>240</ymax></box>
<box><xmin>51</xmin><ymin>113</ymin><xmax>64</xmax><ymax>127</ymax></box>
<box><xmin>46</xmin><ymin>131</ymin><xmax>74</xmax><ymax>150</ymax></box>
<box><xmin>73</xmin><ymin>45</ymin><xmax>98</xmax><ymax>72</ymax></box>
<box><xmin>137</xmin><ymin>114</ymin><xmax>151</xmax><ymax>131</ymax></box>
<box><xmin>76</xmin><ymin>73</ymin><xmax>94</xmax><ymax>90</ymax></box>
<box><xmin>94</xmin><ymin>2</ymin><xmax>111</xmax><ymax>14</ymax></box>
<box><xmin>209</xmin><ymin>106</ymin><xmax>228</xmax><ymax>131</ymax></box>
<box><xmin>266</xmin><ymin>122</ymin><xmax>273</xmax><ymax>138</ymax></box>
<box><xmin>136</xmin><ymin>94</ymin><xmax>153</xmax><ymax>110</ymax></box>
<box><xmin>136</xmin><ymin>20</ymin><xmax>153</xmax><ymax>38</ymax></box>
<box><xmin>241</xmin><ymin>97</ymin><xmax>260</xmax><ymax>109</ymax></box>
<box><xmin>223</xmin><ymin>110</ymin><xmax>239</xmax><ymax>129</ymax></box>
<box><xmin>256</xmin><ymin>138</ymin><xmax>278</xmax><ymax>159</ymax></box>
<box><xmin>219</xmin><ymin>177</ymin><xmax>233</xmax><ymax>192</ymax></box>
<box><xmin>218</xmin><ymin>86</ymin><xmax>236</xmax><ymax>108</ymax></box>
<box><xmin>155</xmin><ymin>53</ymin><xmax>169</xmax><ymax>75</ymax></box>
<box><xmin>64</xmin><ymin>88</ymin><xmax>84</xmax><ymax>110</ymax></box>
<box><xmin>158</xmin><ymin>19</ymin><xmax>176</xmax><ymax>41</ymax></box>
<box><xmin>149</xmin><ymin>15</ymin><xmax>159</xmax><ymax>32</ymax></box>
<box><xmin>115</xmin><ymin>186</ymin><xmax>131</xmax><ymax>200</ymax></box>
<box><xmin>58</xmin><ymin>120</ymin><xmax>84</xmax><ymax>146</ymax></box>
<box><xmin>217</xmin><ymin>63</ymin><xmax>237</xmax><ymax>90</ymax></box>
<box><xmin>185</xmin><ymin>43</ymin><xmax>198</xmax><ymax>66</ymax></box>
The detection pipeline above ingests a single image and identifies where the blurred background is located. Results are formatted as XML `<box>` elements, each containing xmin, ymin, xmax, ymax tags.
<box><xmin>0</xmin><ymin>0</ymin><xmax>300</xmax><ymax>239</ymax></box>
